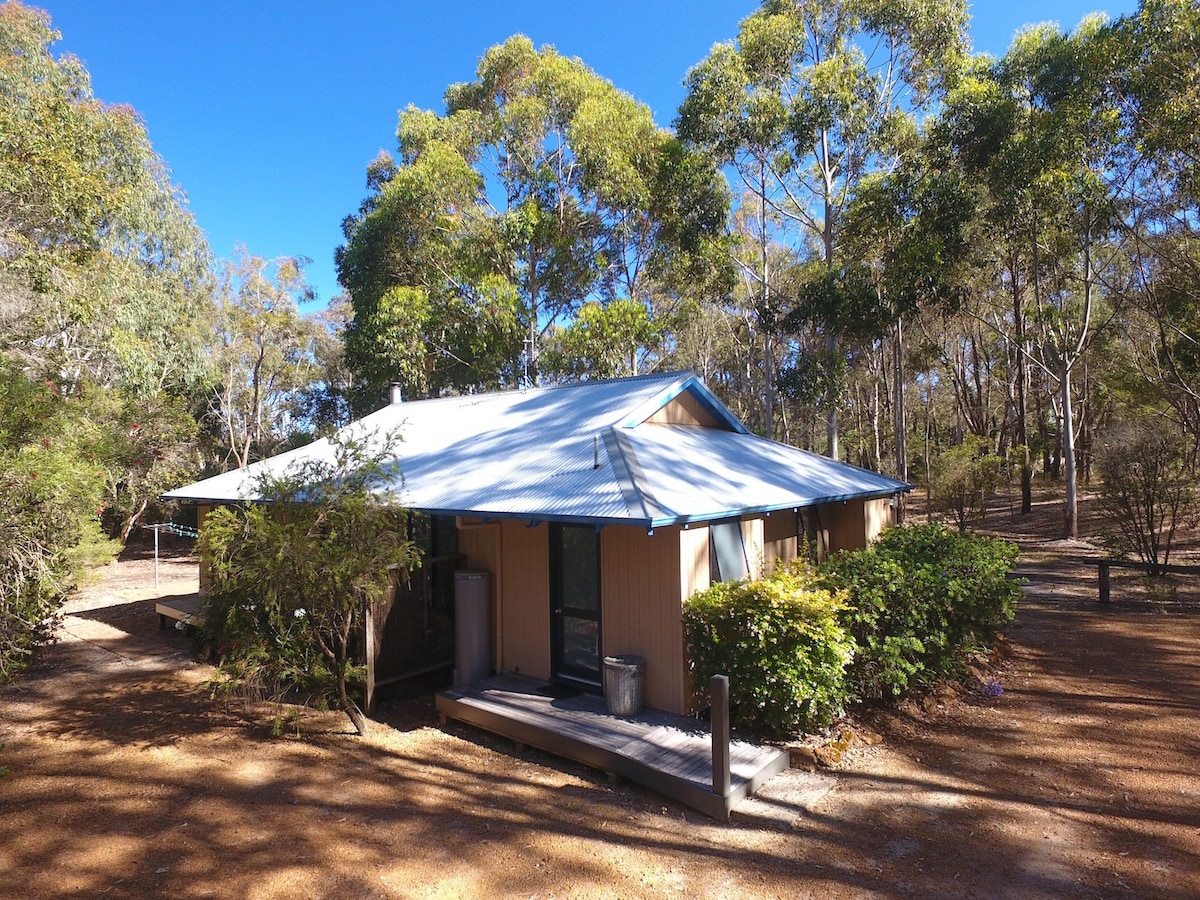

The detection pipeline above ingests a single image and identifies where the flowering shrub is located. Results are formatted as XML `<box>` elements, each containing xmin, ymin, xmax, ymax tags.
<box><xmin>683</xmin><ymin>561</ymin><xmax>855</xmax><ymax>737</ymax></box>
<box><xmin>200</xmin><ymin>432</ymin><xmax>420</xmax><ymax>736</ymax></box>
<box><xmin>820</xmin><ymin>523</ymin><xmax>1021</xmax><ymax>700</ymax></box>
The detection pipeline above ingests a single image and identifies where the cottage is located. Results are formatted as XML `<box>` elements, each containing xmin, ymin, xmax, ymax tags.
<box><xmin>165</xmin><ymin>371</ymin><xmax>908</xmax><ymax>716</ymax></box>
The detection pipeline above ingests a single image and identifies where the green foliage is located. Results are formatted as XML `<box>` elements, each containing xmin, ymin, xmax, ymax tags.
<box><xmin>339</xmin><ymin>36</ymin><xmax>729</xmax><ymax>402</ymax></box>
<box><xmin>0</xmin><ymin>365</ymin><xmax>120</xmax><ymax>682</ymax></box>
<box><xmin>199</xmin><ymin>431</ymin><xmax>420</xmax><ymax>735</ymax></box>
<box><xmin>1096</xmin><ymin>417</ymin><xmax>1199</xmax><ymax>572</ymax></box>
<box><xmin>210</xmin><ymin>250</ymin><xmax>327</xmax><ymax>466</ymax></box>
<box><xmin>930</xmin><ymin>435</ymin><xmax>1004</xmax><ymax>531</ymax></box>
<box><xmin>678</xmin><ymin>0</ymin><xmax>969</xmax><ymax>448</ymax></box>
<box><xmin>0</xmin><ymin>1</ymin><xmax>214</xmax><ymax>399</ymax></box>
<box><xmin>683</xmin><ymin>561</ymin><xmax>855</xmax><ymax>736</ymax></box>
<box><xmin>541</xmin><ymin>299</ymin><xmax>661</xmax><ymax>381</ymax></box>
<box><xmin>821</xmin><ymin>524</ymin><xmax>1021</xmax><ymax>700</ymax></box>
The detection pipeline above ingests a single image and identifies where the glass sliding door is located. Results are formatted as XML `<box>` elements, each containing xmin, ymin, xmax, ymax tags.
<box><xmin>550</xmin><ymin>524</ymin><xmax>602</xmax><ymax>687</ymax></box>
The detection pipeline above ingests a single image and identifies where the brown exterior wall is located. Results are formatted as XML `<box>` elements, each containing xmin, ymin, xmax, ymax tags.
<box><xmin>819</xmin><ymin>496</ymin><xmax>895</xmax><ymax>554</ymax></box>
<box><xmin>450</xmin><ymin>496</ymin><xmax>897</xmax><ymax>716</ymax></box>
<box><xmin>680</xmin><ymin>525</ymin><xmax>710</xmax><ymax>602</ymax></box>
<box><xmin>741</xmin><ymin>516</ymin><xmax>764</xmax><ymax>580</ymax></box>
<box><xmin>493</xmin><ymin>520</ymin><xmax>550</xmax><ymax>679</ymax></box>
<box><xmin>763</xmin><ymin>510</ymin><xmax>801</xmax><ymax>572</ymax></box>
<box><xmin>643</xmin><ymin>392</ymin><xmax>725</xmax><ymax>428</ymax></box>
<box><xmin>600</xmin><ymin>525</ymin><xmax>686</xmax><ymax>714</ymax></box>
<box><xmin>863</xmin><ymin>497</ymin><xmax>893</xmax><ymax>544</ymax></box>
<box><xmin>825</xmin><ymin>498</ymin><xmax>868</xmax><ymax>552</ymax></box>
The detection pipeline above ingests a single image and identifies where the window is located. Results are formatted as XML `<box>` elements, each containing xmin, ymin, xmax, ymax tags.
<box><xmin>709</xmin><ymin>518</ymin><xmax>749</xmax><ymax>583</ymax></box>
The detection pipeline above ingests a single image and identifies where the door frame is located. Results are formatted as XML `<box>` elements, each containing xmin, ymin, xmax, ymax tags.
<box><xmin>549</xmin><ymin>523</ymin><xmax>603</xmax><ymax>688</ymax></box>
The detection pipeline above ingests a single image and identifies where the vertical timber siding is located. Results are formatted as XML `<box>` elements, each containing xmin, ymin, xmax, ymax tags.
<box><xmin>826</xmin><ymin>498</ymin><xmax>868</xmax><ymax>552</ymax></box>
<box><xmin>864</xmin><ymin>497</ymin><xmax>893</xmax><ymax>543</ymax></box>
<box><xmin>457</xmin><ymin>520</ymin><xmax>501</xmax><ymax>673</ymax></box>
<box><xmin>497</xmin><ymin>520</ymin><xmax>550</xmax><ymax>679</ymax></box>
<box><xmin>679</xmin><ymin>524</ymin><xmax>711</xmax><ymax>714</ymax></box>
<box><xmin>741</xmin><ymin>516</ymin><xmax>764</xmax><ymax>580</ymax></box>
<box><xmin>763</xmin><ymin>510</ymin><xmax>801</xmax><ymax>572</ymax></box>
<box><xmin>680</xmin><ymin>525</ymin><xmax>710</xmax><ymax>602</ymax></box>
<box><xmin>643</xmin><ymin>392</ymin><xmax>726</xmax><ymax>428</ymax></box>
<box><xmin>601</xmin><ymin>525</ymin><xmax>686</xmax><ymax>715</ymax></box>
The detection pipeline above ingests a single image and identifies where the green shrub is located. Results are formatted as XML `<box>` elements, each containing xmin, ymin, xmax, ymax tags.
<box><xmin>683</xmin><ymin>561</ymin><xmax>855</xmax><ymax>737</ymax></box>
<box><xmin>0</xmin><ymin>378</ymin><xmax>120</xmax><ymax>682</ymax></box>
<box><xmin>930</xmin><ymin>435</ymin><xmax>1004</xmax><ymax>531</ymax></box>
<box><xmin>200</xmin><ymin>432</ymin><xmax>419</xmax><ymax>736</ymax></box>
<box><xmin>1096</xmin><ymin>418</ymin><xmax>1199</xmax><ymax>573</ymax></box>
<box><xmin>821</xmin><ymin>523</ymin><xmax>1021</xmax><ymax>700</ymax></box>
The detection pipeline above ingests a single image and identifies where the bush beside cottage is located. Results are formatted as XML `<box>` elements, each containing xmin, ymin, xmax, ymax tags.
<box><xmin>684</xmin><ymin>523</ymin><xmax>1022</xmax><ymax>737</ymax></box>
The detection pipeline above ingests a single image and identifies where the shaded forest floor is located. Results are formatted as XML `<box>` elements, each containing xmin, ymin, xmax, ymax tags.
<box><xmin>1</xmin><ymin>487</ymin><xmax>1198</xmax><ymax>898</ymax></box>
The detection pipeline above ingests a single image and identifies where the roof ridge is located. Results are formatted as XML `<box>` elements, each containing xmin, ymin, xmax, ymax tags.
<box><xmin>513</xmin><ymin>370</ymin><xmax>687</xmax><ymax>395</ymax></box>
<box><xmin>601</xmin><ymin>426</ymin><xmax>665</xmax><ymax>524</ymax></box>
<box><xmin>365</xmin><ymin>370</ymin><xmax>692</xmax><ymax>412</ymax></box>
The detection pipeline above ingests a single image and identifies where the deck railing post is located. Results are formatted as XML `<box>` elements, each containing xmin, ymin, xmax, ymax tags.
<box><xmin>711</xmin><ymin>674</ymin><xmax>730</xmax><ymax>797</ymax></box>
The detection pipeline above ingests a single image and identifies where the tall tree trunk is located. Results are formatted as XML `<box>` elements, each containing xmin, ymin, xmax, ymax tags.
<box><xmin>823</xmin><ymin>181</ymin><xmax>839</xmax><ymax>459</ymax></box>
<box><xmin>892</xmin><ymin>317</ymin><xmax>908</xmax><ymax>520</ymax></box>
<box><xmin>1013</xmin><ymin>268</ymin><xmax>1032</xmax><ymax>513</ymax></box>
<box><xmin>825</xmin><ymin>330</ymin><xmax>839</xmax><ymax>460</ymax></box>
<box><xmin>1061</xmin><ymin>360</ymin><xmax>1078</xmax><ymax>538</ymax></box>
<box><xmin>760</xmin><ymin>163</ymin><xmax>774</xmax><ymax>440</ymax></box>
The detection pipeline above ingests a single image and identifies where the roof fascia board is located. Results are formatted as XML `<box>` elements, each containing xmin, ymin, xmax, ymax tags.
<box><xmin>647</xmin><ymin>488</ymin><xmax>911</xmax><ymax>529</ymax></box>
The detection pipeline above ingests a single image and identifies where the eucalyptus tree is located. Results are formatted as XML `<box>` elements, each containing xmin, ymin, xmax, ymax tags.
<box><xmin>338</xmin><ymin>36</ymin><xmax>728</xmax><ymax>404</ymax></box>
<box><xmin>211</xmin><ymin>251</ymin><xmax>325</xmax><ymax>467</ymax></box>
<box><xmin>944</xmin><ymin>18</ymin><xmax>1126</xmax><ymax>536</ymax></box>
<box><xmin>678</xmin><ymin>0</ymin><xmax>968</xmax><ymax>452</ymax></box>
<box><xmin>0</xmin><ymin>1</ymin><xmax>213</xmax><ymax>399</ymax></box>
<box><xmin>1107</xmin><ymin>0</ymin><xmax>1200</xmax><ymax>459</ymax></box>
<box><xmin>834</xmin><ymin>137</ymin><xmax>977</xmax><ymax>486</ymax></box>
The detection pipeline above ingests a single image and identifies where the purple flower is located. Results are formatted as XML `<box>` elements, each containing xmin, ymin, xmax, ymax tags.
<box><xmin>980</xmin><ymin>678</ymin><xmax>1003</xmax><ymax>698</ymax></box>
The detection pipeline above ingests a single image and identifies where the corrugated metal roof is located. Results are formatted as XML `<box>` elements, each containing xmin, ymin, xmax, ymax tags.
<box><xmin>165</xmin><ymin>371</ymin><xmax>909</xmax><ymax>526</ymax></box>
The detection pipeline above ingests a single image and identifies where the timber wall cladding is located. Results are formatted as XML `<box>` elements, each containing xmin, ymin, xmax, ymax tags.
<box><xmin>601</xmin><ymin>525</ymin><xmax>686</xmax><ymax>715</ymax></box>
<box><xmin>763</xmin><ymin>509</ymin><xmax>802</xmax><ymax>572</ymax></box>
<box><xmin>740</xmin><ymin>515</ymin><xmax>765</xmax><ymax>580</ymax></box>
<box><xmin>678</xmin><ymin>523</ymin><xmax>711</xmax><ymax>715</ymax></box>
<box><xmin>864</xmin><ymin>497</ymin><xmax>893</xmax><ymax>543</ymax></box>
<box><xmin>498</xmin><ymin>520</ymin><xmax>551</xmax><ymax>679</ymax></box>
<box><xmin>824</xmin><ymin>498</ymin><xmax>868</xmax><ymax>553</ymax></box>
<box><xmin>644</xmin><ymin>391</ymin><xmax>725</xmax><ymax>428</ymax></box>
<box><xmin>457</xmin><ymin>520</ymin><xmax>501</xmax><ymax>673</ymax></box>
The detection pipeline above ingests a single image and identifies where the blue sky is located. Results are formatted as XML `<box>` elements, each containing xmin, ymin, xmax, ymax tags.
<box><xmin>30</xmin><ymin>0</ymin><xmax>1136</xmax><ymax>309</ymax></box>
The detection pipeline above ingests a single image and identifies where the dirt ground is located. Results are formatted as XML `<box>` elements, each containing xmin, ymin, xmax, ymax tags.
<box><xmin>2</xmin><ymin>494</ymin><xmax>1199</xmax><ymax>898</ymax></box>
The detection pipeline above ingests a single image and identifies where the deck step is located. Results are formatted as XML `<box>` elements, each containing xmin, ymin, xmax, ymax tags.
<box><xmin>437</xmin><ymin>674</ymin><xmax>788</xmax><ymax>820</ymax></box>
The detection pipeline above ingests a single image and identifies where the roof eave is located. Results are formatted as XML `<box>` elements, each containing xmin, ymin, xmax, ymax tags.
<box><xmin>647</xmin><ymin>486</ymin><xmax>911</xmax><ymax>529</ymax></box>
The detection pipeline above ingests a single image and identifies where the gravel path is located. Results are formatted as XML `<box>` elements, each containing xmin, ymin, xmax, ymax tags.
<box><xmin>1</xmin><ymin>543</ymin><xmax>1198</xmax><ymax>898</ymax></box>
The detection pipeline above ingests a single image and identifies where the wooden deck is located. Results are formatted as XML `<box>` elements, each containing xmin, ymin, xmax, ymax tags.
<box><xmin>155</xmin><ymin>593</ymin><xmax>204</xmax><ymax>630</ymax></box>
<box><xmin>436</xmin><ymin>673</ymin><xmax>789</xmax><ymax>820</ymax></box>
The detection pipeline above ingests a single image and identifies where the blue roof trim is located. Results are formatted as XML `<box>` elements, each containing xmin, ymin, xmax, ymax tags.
<box><xmin>646</xmin><ymin>487</ymin><xmax>911</xmax><ymax>529</ymax></box>
<box><xmin>416</xmin><ymin>506</ymin><xmax>654</xmax><ymax>529</ymax></box>
<box><xmin>407</xmin><ymin>484</ymin><xmax>909</xmax><ymax>531</ymax></box>
<box><xmin>620</xmin><ymin>375</ymin><xmax>750</xmax><ymax>434</ymax></box>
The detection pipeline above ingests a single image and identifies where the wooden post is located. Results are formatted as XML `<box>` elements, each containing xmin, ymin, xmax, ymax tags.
<box><xmin>711</xmin><ymin>674</ymin><xmax>730</xmax><ymax>798</ymax></box>
<box><xmin>1099</xmin><ymin>562</ymin><xmax>1110</xmax><ymax>605</ymax></box>
<box><xmin>364</xmin><ymin>603</ymin><xmax>376</xmax><ymax>714</ymax></box>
